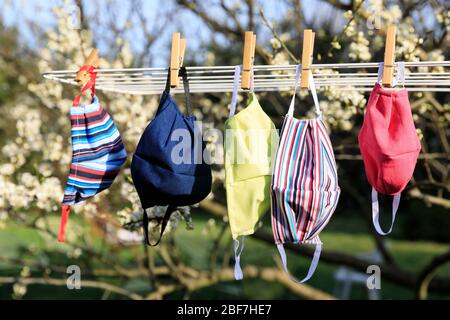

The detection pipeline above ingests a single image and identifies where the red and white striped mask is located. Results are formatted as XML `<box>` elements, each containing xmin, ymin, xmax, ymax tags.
<box><xmin>271</xmin><ymin>65</ymin><xmax>340</xmax><ymax>283</ymax></box>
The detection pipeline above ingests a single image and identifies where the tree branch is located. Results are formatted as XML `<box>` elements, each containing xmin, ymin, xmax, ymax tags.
<box><xmin>0</xmin><ymin>276</ymin><xmax>143</xmax><ymax>300</ymax></box>
<box><xmin>177</xmin><ymin>0</ymin><xmax>272</xmax><ymax>63</ymax></box>
<box><xmin>182</xmin><ymin>265</ymin><xmax>336</xmax><ymax>300</ymax></box>
<box><xmin>409</xmin><ymin>188</ymin><xmax>450</xmax><ymax>209</ymax></box>
<box><xmin>416</xmin><ymin>249</ymin><xmax>450</xmax><ymax>299</ymax></box>
<box><xmin>259</xmin><ymin>5</ymin><xmax>299</xmax><ymax>63</ymax></box>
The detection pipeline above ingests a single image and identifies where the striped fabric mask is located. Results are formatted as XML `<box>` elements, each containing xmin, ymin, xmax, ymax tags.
<box><xmin>271</xmin><ymin>64</ymin><xmax>340</xmax><ymax>283</ymax></box>
<box><xmin>58</xmin><ymin>65</ymin><xmax>127</xmax><ymax>242</ymax></box>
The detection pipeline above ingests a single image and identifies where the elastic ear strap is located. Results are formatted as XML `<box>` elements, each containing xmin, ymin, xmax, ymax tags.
<box><xmin>142</xmin><ymin>208</ymin><xmax>151</xmax><ymax>246</ymax></box>
<box><xmin>58</xmin><ymin>205</ymin><xmax>71</xmax><ymax>242</ymax></box>
<box><xmin>371</xmin><ymin>187</ymin><xmax>401</xmax><ymax>236</ymax></box>
<box><xmin>276</xmin><ymin>243</ymin><xmax>322</xmax><ymax>283</ymax></box>
<box><xmin>250</xmin><ymin>66</ymin><xmax>255</xmax><ymax>93</ymax></box>
<box><xmin>144</xmin><ymin>205</ymin><xmax>177</xmax><ymax>247</ymax></box>
<box><xmin>179</xmin><ymin>67</ymin><xmax>193</xmax><ymax>115</ymax></box>
<box><xmin>377</xmin><ymin>62</ymin><xmax>405</xmax><ymax>87</ymax></box>
<box><xmin>233</xmin><ymin>236</ymin><xmax>245</xmax><ymax>280</ymax></box>
<box><xmin>309</xmin><ymin>73</ymin><xmax>321</xmax><ymax>117</ymax></box>
<box><xmin>377</xmin><ymin>62</ymin><xmax>384</xmax><ymax>83</ymax></box>
<box><xmin>229</xmin><ymin>65</ymin><xmax>241</xmax><ymax>118</ymax></box>
<box><xmin>164</xmin><ymin>68</ymin><xmax>171</xmax><ymax>92</ymax></box>
<box><xmin>396</xmin><ymin>62</ymin><xmax>405</xmax><ymax>87</ymax></box>
<box><xmin>287</xmin><ymin>64</ymin><xmax>302</xmax><ymax>117</ymax></box>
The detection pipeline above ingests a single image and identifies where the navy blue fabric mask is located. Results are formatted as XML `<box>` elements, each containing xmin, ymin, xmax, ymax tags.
<box><xmin>131</xmin><ymin>67</ymin><xmax>212</xmax><ymax>245</ymax></box>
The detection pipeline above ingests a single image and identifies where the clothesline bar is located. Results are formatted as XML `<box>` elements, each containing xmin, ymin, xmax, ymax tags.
<box><xmin>45</xmin><ymin>72</ymin><xmax>450</xmax><ymax>82</ymax></box>
<box><xmin>46</xmin><ymin>77</ymin><xmax>450</xmax><ymax>92</ymax></box>
<box><xmin>42</xmin><ymin>60</ymin><xmax>450</xmax><ymax>93</ymax></box>
<box><xmin>97</xmin><ymin>81</ymin><xmax>450</xmax><ymax>91</ymax></box>
<box><xmin>42</xmin><ymin>60</ymin><xmax>450</xmax><ymax>75</ymax></box>
<box><xmin>89</xmin><ymin>72</ymin><xmax>450</xmax><ymax>81</ymax></box>
<box><xmin>93</xmin><ymin>85</ymin><xmax>450</xmax><ymax>94</ymax></box>
<box><xmin>91</xmin><ymin>79</ymin><xmax>450</xmax><ymax>86</ymax></box>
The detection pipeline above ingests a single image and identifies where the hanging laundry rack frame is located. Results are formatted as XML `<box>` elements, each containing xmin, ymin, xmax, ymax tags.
<box><xmin>42</xmin><ymin>29</ymin><xmax>450</xmax><ymax>94</ymax></box>
<box><xmin>42</xmin><ymin>60</ymin><xmax>450</xmax><ymax>95</ymax></box>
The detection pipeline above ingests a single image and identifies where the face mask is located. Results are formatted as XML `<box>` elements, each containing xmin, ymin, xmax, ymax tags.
<box><xmin>59</xmin><ymin>65</ymin><xmax>127</xmax><ymax>242</ymax></box>
<box><xmin>224</xmin><ymin>65</ymin><xmax>279</xmax><ymax>280</ymax></box>
<box><xmin>131</xmin><ymin>67</ymin><xmax>212</xmax><ymax>246</ymax></box>
<box><xmin>358</xmin><ymin>62</ymin><xmax>421</xmax><ymax>235</ymax></box>
<box><xmin>271</xmin><ymin>64</ymin><xmax>340</xmax><ymax>283</ymax></box>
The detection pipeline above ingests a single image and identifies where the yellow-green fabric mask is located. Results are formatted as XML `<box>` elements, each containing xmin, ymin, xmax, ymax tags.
<box><xmin>224</xmin><ymin>65</ymin><xmax>279</xmax><ymax>280</ymax></box>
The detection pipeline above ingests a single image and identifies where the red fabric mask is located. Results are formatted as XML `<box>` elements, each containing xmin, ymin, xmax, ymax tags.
<box><xmin>358</xmin><ymin>62</ymin><xmax>421</xmax><ymax>235</ymax></box>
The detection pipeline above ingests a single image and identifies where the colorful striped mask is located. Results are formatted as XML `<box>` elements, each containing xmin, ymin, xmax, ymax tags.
<box><xmin>58</xmin><ymin>65</ymin><xmax>127</xmax><ymax>242</ymax></box>
<box><xmin>224</xmin><ymin>66</ymin><xmax>279</xmax><ymax>280</ymax></box>
<box><xmin>271</xmin><ymin>65</ymin><xmax>340</xmax><ymax>283</ymax></box>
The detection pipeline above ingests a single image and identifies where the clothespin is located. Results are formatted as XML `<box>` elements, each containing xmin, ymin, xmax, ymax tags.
<box><xmin>170</xmin><ymin>32</ymin><xmax>187</xmax><ymax>88</ymax></box>
<box><xmin>382</xmin><ymin>25</ymin><xmax>396</xmax><ymax>87</ymax></box>
<box><xmin>241</xmin><ymin>31</ymin><xmax>256</xmax><ymax>90</ymax></box>
<box><xmin>300</xmin><ymin>29</ymin><xmax>315</xmax><ymax>89</ymax></box>
<box><xmin>75</xmin><ymin>48</ymin><xmax>99</xmax><ymax>87</ymax></box>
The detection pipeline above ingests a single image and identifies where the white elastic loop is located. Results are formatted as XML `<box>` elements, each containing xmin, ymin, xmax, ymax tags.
<box><xmin>371</xmin><ymin>187</ymin><xmax>401</xmax><ymax>236</ymax></box>
<box><xmin>377</xmin><ymin>62</ymin><xmax>384</xmax><ymax>83</ymax></box>
<box><xmin>377</xmin><ymin>61</ymin><xmax>406</xmax><ymax>88</ymax></box>
<box><xmin>309</xmin><ymin>73</ymin><xmax>321</xmax><ymax>117</ymax></box>
<box><xmin>397</xmin><ymin>61</ymin><xmax>405</xmax><ymax>87</ymax></box>
<box><xmin>276</xmin><ymin>243</ymin><xmax>322</xmax><ymax>283</ymax></box>
<box><xmin>287</xmin><ymin>64</ymin><xmax>302</xmax><ymax>117</ymax></box>
<box><xmin>250</xmin><ymin>67</ymin><xmax>255</xmax><ymax>93</ymax></box>
<box><xmin>234</xmin><ymin>236</ymin><xmax>245</xmax><ymax>280</ymax></box>
<box><xmin>288</xmin><ymin>65</ymin><xmax>321</xmax><ymax>118</ymax></box>
<box><xmin>229</xmin><ymin>65</ymin><xmax>241</xmax><ymax>118</ymax></box>
<box><xmin>392</xmin><ymin>71</ymin><xmax>398</xmax><ymax>87</ymax></box>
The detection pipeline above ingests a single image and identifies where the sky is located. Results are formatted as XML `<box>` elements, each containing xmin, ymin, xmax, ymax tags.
<box><xmin>0</xmin><ymin>0</ymin><xmax>345</xmax><ymax>67</ymax></box>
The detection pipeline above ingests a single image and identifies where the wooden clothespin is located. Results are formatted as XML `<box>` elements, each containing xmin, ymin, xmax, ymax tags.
<box><xmin>170</xmin><ymin>32</ymin><xmax>187</xmax><ymax>88</ymax></box>
<box><xmin>75</xmin><ymin>48</ymin><xmax>99</xmax><ymax>87</ymax></box>
<box><xmin>241</xmin><ymin>31</ymin><xmax>256</xmax><ymax>90</ymax></box>
<box><xmin>300</xmin><ymin>29</ymin><xmax>315</xmax><ymax>89</ymax></box>
<box><xmin>382</xmin><ymin>25</ymin><xmax>396</xmax><ymax>87</ymax></box>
